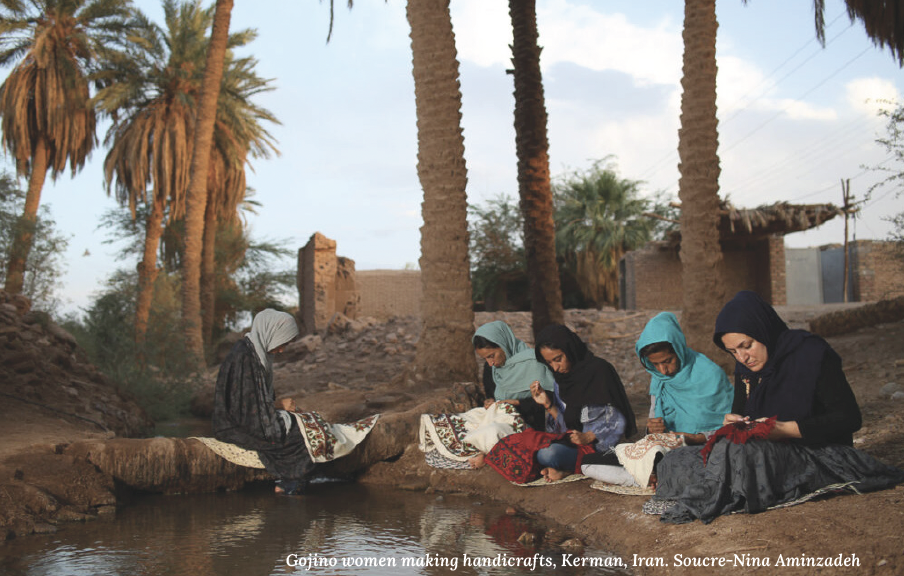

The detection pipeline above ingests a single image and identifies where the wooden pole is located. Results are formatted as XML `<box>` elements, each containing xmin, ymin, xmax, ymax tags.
<box><xmin>841</xmin><ymin>178</ymin><xmax>851</xmax><ymax>303</ymax></box>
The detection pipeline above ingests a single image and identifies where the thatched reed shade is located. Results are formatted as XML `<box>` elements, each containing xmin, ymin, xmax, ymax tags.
<box><xmin>662</xmin><ymin>201</ymin><xmax>845</xmax><ymax>247</ymax></box>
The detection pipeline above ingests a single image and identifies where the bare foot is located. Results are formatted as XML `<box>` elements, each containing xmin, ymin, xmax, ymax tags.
<box><xmin>648</xmin><ymin>472</ymin><xmax>657</xmax><ymax>491</ymax></box>
<box><xmin>543</xmin><ymin>468</ymin><xmax>569</xmax><ymax>482</ymax></box>
<box><xmin>468</xmin><ymin>454</ymin><xmax>486</xmax><ymax>469</ymax></box>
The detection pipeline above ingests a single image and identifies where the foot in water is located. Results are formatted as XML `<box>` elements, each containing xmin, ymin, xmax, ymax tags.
<box><xmin>468</xmin><ymin>453</ymin><xmax>486</xmax><ymax>469</ymax></box>
<box><xmin>541</xmin><ymin>467</ymin><xmax>569</xmax><ymax>482</ymax></box>
<box><xmin>274</xmin><ymin>479</ymin><xmax>305</xmax><ymax>495</ymax></box>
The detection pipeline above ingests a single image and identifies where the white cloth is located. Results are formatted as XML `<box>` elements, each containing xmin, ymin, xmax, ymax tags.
<box><xmin>246</xmin><ymin>309</ymin><xmax>299</xmax><ymax>375</ymax></box>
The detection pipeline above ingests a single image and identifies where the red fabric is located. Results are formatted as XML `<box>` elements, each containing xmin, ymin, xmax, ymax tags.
<box><xmin>485</xmin><ymin>429</ymin><xmax>594</xmax><ymax>483</ymax></box>
<box><xmin>485</xmin><ymin>429</ymin><xmax>564</xmax><ymax>483</ymax></box>
<box><xmin>700</xmin><ymin>416</ymin><xmax>777</xmax><ymax>465</ymax></box>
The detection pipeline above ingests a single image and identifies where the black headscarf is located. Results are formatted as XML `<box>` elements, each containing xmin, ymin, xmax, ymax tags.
<box><xmin>534</xmin><ymin>324</ymin><xmax>637</xmax><ymax>437</ymax></box>
<box><xmin>713</xmin><ymin>290</ymin><xmax>835</xmax><ymax>422</ymax></box>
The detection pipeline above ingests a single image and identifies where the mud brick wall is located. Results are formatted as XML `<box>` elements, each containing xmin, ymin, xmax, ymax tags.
<box><xmin>357</xmin><ymin>270</ymin><xmax>422</xmax><ymax>319</ymax></box>
<box><xmin>622</xmin><ymin>238</ymin><xmax>777</xmax><ymax>311</ymax></box>
<box><xmin>297</xmin><ymin>233</ymin><xmax>359</xmax><ymax>334</ymax></box>
<box><xmin>767</xmin><ymin>234</ymin><xmax>787</xmax><ymax>305</ymax></box>
<box><xmin>850</xmin><ymin>240</ymin><xmax>904</xmax><ymax>302</ymax></box>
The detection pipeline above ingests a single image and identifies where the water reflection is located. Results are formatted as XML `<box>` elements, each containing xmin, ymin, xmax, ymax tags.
<box><xmin>0</xmin><ymin>483</ymin><xmax>629</xmax><ymax>576</ymax></box>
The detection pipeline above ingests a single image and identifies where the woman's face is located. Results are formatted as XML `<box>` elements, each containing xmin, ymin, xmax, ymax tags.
<box><xmin>540</xmin><ymin>347</ymin><xmax>571</xmax><ymax>374</ymax></box>
<box><xmin>720</xmin><ymin>332</ymin><xmax>768</xmax><ymax>372</ymax></box>
<box><xmin>476</xmin><ymin>347</ymin><xmax>506</xmax><ymax>368</ymax></box>
<box><xmin>646</xmin><ymin>350</ymin><xmax>680</xmax><ymax>376</ymax></box>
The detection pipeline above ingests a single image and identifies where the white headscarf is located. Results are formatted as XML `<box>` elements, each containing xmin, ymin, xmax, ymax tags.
<box><xmin>245</xmin><ymin>309</ymin><xmax>299</xmax><ymax>375</ymax></box>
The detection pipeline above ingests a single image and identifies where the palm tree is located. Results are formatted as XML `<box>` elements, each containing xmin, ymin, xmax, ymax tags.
<box><xmin>676</xmin><ymin>0</ymin><xmax>726</xmax><ymax>363</ymax></box>
<box><xmin>814</xmin><ymin>0</ymin><xmax>904</xmax><ymax>66</ymax></box>
<box><xmin>406</xmin><ymin>0</ymin><xmax>475</xmax><ymax>384</ymax></box>
<box><xmin>181</xmin><ymin>0</ymin><xmax>232</xmax><ymax>365</ymax></box>
<box><xmin>674</xmin><ymin>0</ymin><xmax>904</xmax><ymax>365</ymax></box>
<box><xmin>96</xmin><ymin>1</ymin><xmax>274</xmax><ymax>349</ymax></box>
<box><xmin>554</xmin><ymin>160</ymin><xmax>655</xmax><ymax>308</ymax></box>
<box><xmin>0</xmin><ymin>0</ymin><xmax>133</xmax><ymax>295</ymax></box>
<box><xmin>95</xmin><ymin>1</ymin><xmax>206</xmax><ymax>346</ymax></box>
<box><xmin>200</xmin><ymin>54</ymin><xmax>278</xmax><ymax>342</ymax></box>
<box><xmin>508</xmin><ymin>0</ymin><xmax>563</xmax><ymax>339</ymax></box>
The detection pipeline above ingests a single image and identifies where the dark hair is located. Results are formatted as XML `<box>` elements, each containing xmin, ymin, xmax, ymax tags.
<box><xmin>473</xmin><ymin>335</ymin><xmax>500</xmax><ymax>350</ymax></box>
<box><xmin>639</xmin><ymin>341</ymin><xmax>675</xmax><ymax>358</ymax></box>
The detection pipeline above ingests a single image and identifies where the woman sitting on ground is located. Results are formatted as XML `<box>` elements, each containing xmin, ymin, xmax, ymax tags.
<box><xmin>419</xmin><ymin>321</ymin><xmax>556</xmax><ymax>470</ymax></box>
<box><xmin>579</xmin><ymin>312</ymin><xmax>733</xmax><ymax>488</ymax></box>
<box><xmin>473</xmin><ymin>320</ymin><xmax>556</xmax><ymax>431</ymax></box>
<box><xmin>530</xmin><ymin>324</ymin><xmax>637</xmax><ymax>481</ymax></box>
<box><xmin>654</xmin><ymin>291</ymin><xmax>904</xmax><ymax>523</ymax></box>
<box><xmin>213</xmin><ymin>309</ymin><xmax>313</xmax><ymax>495</ymax></box>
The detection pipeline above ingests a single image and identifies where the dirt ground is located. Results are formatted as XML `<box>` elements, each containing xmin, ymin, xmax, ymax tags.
<box><xmin>2</xmin><ymin>305</ymin><xmax>903</xmax><ymax>574</ymax></box>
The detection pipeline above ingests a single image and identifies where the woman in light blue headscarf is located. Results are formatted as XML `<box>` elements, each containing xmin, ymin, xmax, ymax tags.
<box><xmin>636</xmin><ymin>311</ymin><xmax>733</xmax><ymax>444</ymax></box>
<box><xmin>473</xmin><ymin>321</ymin><xmax>556</xmax><ymax>404</ymax></box>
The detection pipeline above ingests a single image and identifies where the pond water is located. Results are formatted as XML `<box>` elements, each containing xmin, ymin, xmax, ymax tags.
<box><xmin>0</xmin><ymin>482</ymin><xmax>630</xmax><ymax>576</ymax></box>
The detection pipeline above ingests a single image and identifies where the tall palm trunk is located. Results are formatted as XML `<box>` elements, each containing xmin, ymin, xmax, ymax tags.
<box><xmin>180</xmin><ymin>0</ymin><xmax>233</xmax><ymax>366</ymax></box>
<box><xmin>677</xmin><ymin>0</ymin><xmax>727</xmax><ymax>366</ymax></box>
<box><xmin>508</xmin><ymin>0</ymin><xmax>563</xmax><ymax>339</ymax></box>
<box><xmin>4</xmin><ymin>136</ymin><xmax>48</xmax><ymax>295</ymax></box>
<box><xmin>135</xmin><ymin>198</ymin><xmax>166</xmax><ymax>346</ymax></box>
<box><xmin>407</xmin><ymin>0</ymin><xmax>475</xmax><ymax>383</ymax></box>
<box><xmin>201</xmin><ymin>190</ymin><xmax>217</xmax><ymax>342</ymax></box>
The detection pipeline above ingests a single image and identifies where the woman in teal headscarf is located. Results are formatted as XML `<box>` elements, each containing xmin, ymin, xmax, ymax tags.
<box><xmin>473</xmin><ymin>320</ymin><xmax>556</xmax><ymax>406</ymax></box>
<box><xmin>636</xmin><ymin>312</ymin><xmax>732</xmax><ymax>443</ymax></box>
<box><xmin>580</xmin><ymin>312</ymin><xmax>732</xmax><ymax>489</ymax></box>
<box><xmin>419</xmin><ymin>321</ymin><xmax>555</xmax><ymax>470</ymax></box>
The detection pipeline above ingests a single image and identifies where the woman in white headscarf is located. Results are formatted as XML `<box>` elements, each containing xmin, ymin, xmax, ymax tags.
<box><xmin>213</xmin><ymin>309</ymin><xmax>312</xmax><ymax>494</ymax></box>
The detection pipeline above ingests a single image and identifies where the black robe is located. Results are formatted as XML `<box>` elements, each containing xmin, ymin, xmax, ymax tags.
<box><xmin>213</xmin><ymin>338</ymin><xmax>314</xmax><ymax>480</ymax></box>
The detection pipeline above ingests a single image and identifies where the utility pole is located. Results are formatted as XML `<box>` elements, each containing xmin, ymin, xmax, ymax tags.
<box><xmin>841</xmin><ymin>179</ymin><xmax>853</xmax><ymax>303</ymax></box>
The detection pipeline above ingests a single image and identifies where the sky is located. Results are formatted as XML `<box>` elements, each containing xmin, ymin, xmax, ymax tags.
<box><xmin>5</xmin><ymin>0</ymin><xmax>903</xmax><ymax>313</ymax></box>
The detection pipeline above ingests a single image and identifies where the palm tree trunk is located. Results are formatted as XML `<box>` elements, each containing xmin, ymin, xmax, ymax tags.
<box><xmin>180</xmin><ymin>0</ymin><xmax>233</xmax><ymax>366</ymax></box>
<box><xmin>200</xmin><ymin>190</ymin><xmax>217</xmax><ymax>343</ymax></box>
<box><xmin>407</xmin><ymin>0</ymin><xmax>475</xmax><ymax>384</ymax></box>
<box><xmin>135</xmin><ymin>198</ymin><xmax>166</xmax><ymax>346</ymax></box>
<box><xmin>4</xmin><ymin>135</ymin><xmax>48</xmax><ymax>295</ymax></box>
<box><xmin>508</xmin><ymin>0</ymin><xmax>564</xmax><ymax>339</ymax></box>
<box><xmin>677</xmin><ymin>0</ymin><xmax>728</xmax><ymax>366</ymax></box>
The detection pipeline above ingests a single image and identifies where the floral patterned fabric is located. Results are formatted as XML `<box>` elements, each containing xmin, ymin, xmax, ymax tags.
<box><xmin>193</xmin><ymin>411</ymin><xmax>379</xmax><ymax>468</ymax></box>
<box><xmin>419</xmin><ymin>403</ymin><xmax>527</xmax><ymax>464</ymax></box>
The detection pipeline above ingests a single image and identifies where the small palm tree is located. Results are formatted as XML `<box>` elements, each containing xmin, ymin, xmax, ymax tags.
<box><xmin>554</xmin><ymin>160</ymin><xmax>655</xmax><ymax>308</ymax></box>
<box><xmin>95</xmin><ymin>0</ymin><xmax>275</xmax><ymax>347</ymax></box>
<box><xmin>0</xmin><ymin>0</ymin><xmax>134</xmax><ymax>294</ymax></box>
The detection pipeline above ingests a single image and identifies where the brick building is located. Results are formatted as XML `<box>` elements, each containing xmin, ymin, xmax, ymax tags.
<box><xmin>620</xmin><ymin>202</ymin><xmax>843</xmax><ymax>310</ymax></box>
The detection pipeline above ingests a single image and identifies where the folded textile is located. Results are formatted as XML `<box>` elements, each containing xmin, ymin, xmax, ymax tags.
<box><xmin>419</xmin><ymin>403</ymin><xmax>526</xmax><ymax>463</ymax></box>
<box><xmin>614</xmin><ymin>433</ymin><xmax>686</xmax><ymax>488</ymax></box>
<box><xmin>192</xmin><ymin>411</ymin><xmax>379</xmax><ymax>467</ymax></box>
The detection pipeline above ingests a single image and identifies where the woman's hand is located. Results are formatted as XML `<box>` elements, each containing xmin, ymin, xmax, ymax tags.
<box><xmin>722</xmin><ymin>413</ymin><xmax>749</xmax><ymax>426</ymax></box>
<box><xmin>647</xmin><ymin>417</ymin><xmax>667</xmax><ymax>434</ymax></box>
<box><xmin>762</xmin><ymin>418</ymin><xmax>801</xmax><ymax>440</ymax></box>
<box><xmin>530</xmin><ymin>380</ymin><xmax>551</xmax><ymax>409</ymax></box>
<box><xmin>277</xmin><ymin>397</ymin><xmax>297</xmax><ymax>412</ymax></box>
<box><xmin>678</xmin><ymin>432</ymin><xmax>706</xmax><ymax>445</ymax></box>
<box><xmin>568</xmin><ymin>430</ymin><xmax>596</xmax><ymax>446</ymax></box>
<box><xmin>483</xmin><ymin>398</ymin><xmax>496</xmax><ymax>409</ymax></box>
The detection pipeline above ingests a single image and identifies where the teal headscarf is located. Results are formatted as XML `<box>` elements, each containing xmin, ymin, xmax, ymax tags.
<box><xmin>636</xmin><ymin>312</ymin><xmax>732</xmax><ymax>434</ymax></box>
<box><xmin>473</xmin><ymin>321</ymin><xmax>555</xmax><ymax>401</ymax></box>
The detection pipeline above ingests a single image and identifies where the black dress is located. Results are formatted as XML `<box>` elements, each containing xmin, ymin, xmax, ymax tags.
<box><xmin>213</xmin><ymin>338</ymin><xmax>314</xmax><ymax>481</ymax></box>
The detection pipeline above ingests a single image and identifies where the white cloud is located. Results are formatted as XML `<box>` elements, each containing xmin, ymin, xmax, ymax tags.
<box><xmin>452</xmin><ymin>0</ymin><xmax>682</xmax><ymax>86</ymax></box>
<box><xmin>845</xmin><ymin>77</ymin><xmax>901</xmax><ymax>116</ymax></box>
